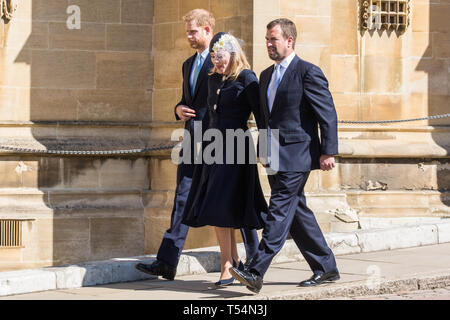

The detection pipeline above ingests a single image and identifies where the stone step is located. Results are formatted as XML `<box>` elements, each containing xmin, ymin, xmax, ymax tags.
<box><xmin>1</xmin><ymin>221</ymin><xmax>449</xmax><ymax>297</ymax></box>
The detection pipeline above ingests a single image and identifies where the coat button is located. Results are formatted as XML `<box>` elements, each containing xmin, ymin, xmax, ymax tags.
<box><xmin>217</xmin><ymin>89</ymin><xmax>220</xmax><ymax>95</ymax></box>
<box><xmin>213</xmin><ymin>104</ymin><xmax>217</xmax><ymax>110</ymax></box>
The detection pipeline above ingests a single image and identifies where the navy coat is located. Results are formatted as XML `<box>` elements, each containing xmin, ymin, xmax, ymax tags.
<box><xmin>182</xmin><ymin>69</ymin><xmax>267</xmax><ymax>229</ymax></box>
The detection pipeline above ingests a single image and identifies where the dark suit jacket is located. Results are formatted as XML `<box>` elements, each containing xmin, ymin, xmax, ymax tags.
<box><xmin>258</xmin><ymin>55</ymin><xmax>338</xmax><ymax>172</ymax></box>
<box><xmin>174</xmin><ymin>52</ymin><xmax>214</xmax><ymax>170</ymax></box>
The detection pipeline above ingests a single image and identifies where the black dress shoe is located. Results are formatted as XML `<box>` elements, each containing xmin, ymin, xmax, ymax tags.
<box><xmin>229</xmin><ymin>267</ymin><xmax>263</xmax><ymax>294</ymax></box>
<box><xmin>135</xmin><ymin>260</ymin><xmax>176</xmax><ymax>281</ymax></box>
<box><xmin>298</xmin><ymin>271</ymin><xmax>340</xmax><ymax>287</ymax></box>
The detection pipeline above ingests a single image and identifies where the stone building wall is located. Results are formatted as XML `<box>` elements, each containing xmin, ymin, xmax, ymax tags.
<box><xmin>0</xmin><ymin>0</ymin><xmax>448</xmax><ymax>271</ymax></box>
<box><xmin>0</xmin><ymin>0</ymin><xmax>155</xmax><ymax>271</ymax></box>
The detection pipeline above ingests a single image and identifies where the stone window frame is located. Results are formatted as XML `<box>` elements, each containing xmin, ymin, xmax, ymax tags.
<box><xmin>360</xmin><ymin>0</ymin><xmax>411</xmax><ymax>32</ymax></box>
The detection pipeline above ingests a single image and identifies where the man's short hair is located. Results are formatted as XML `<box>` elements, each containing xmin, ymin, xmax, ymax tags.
<box><xmin>267</xmin><ymin>18</ymin><xmax>297</xmax><ymax>48</ymax></box>
<box><xmin>182</xmin><ymin>8</ymin><xmax>215</xmax><ymax>29</ymax></box>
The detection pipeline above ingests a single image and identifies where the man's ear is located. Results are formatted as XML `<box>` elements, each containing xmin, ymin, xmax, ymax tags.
<box><xmin>204</xmin><ymin>26</ymin><xmax>211</xmax><ymax>35</ymax></box>
<box><xmin>287</xmin><ymin>36</ymin><xmax>294</xmax><ymax>49</ymax></box>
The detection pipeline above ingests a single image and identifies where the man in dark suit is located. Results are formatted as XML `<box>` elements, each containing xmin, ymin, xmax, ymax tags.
<box><xmin>231</xmin><ymin>18</ymin><xmax>340</xmax><ymax>293</ymax></box>
<box><xmin>135</xmin><ymin>9</ymin><xmax>259</xmax><ymax>280</ymax></box>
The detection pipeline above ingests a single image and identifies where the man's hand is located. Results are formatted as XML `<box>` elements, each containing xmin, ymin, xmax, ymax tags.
<box><xmin>176</xmin><ymin>105</ymin><xmax>196</xmax><ymax>121</ymax></box>
<box><xmin>320</xmin><ymin>155</ymin><xmax>336</xmax><ymax>171</ymax></box>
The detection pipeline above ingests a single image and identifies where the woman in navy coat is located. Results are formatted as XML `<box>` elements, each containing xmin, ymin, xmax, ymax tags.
<box><xmin>182</xmin><ymin>33</ymin><xmax>268</xmax><ymax>285</ymax></box>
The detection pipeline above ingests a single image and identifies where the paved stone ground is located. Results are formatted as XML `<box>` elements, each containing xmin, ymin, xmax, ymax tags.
<box><xmin>332</xmin><ymin>287</ymin><xmax>450</xmax><ymax>300</ymax></box>
<box><xmin>2</xmin><ymin>243</ymin><xmax>450</xmax><ymax>300</ymax></box>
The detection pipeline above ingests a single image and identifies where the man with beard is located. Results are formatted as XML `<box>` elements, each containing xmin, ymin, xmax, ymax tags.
<box><xmin>230</xmin><ymin>18</ymin><xmax>340</xmax><ymax>293</ymax></box>
<box><xmin>135</xmin><ymin>9</ymin><xmax>259</xmax><ymax>280</ymax></box>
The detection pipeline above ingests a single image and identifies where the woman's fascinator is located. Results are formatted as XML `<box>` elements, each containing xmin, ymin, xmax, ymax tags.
<box><xmin>209</xmin><ymin>32</ymin><xmax>244</xmax><ymax>54</ymax></box>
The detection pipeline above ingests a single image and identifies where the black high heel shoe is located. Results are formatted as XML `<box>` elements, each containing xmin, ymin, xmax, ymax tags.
<box><xmin>214</xmin><ymin>260</ymin><xmax>244</xmax><ymax>287</ymax></box>
<box><xmin>215</xmin><ymin>277</ymin><xmax>234</xmax><ymax>286</ymax></box>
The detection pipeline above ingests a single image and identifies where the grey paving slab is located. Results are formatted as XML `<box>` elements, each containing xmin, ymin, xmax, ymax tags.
<box><xmin>0</xmin><ymin>290</ymin><xmax>91</xmax><ymax>300</ymax></box>
<box><xmin>2</xmin><ymin>243</ymin><xmax>450</xmax><ymax>300</ymax></box>
<box><xmin>340</xmin><ymin>243</ymin><xmax>450</xmax><ymax>264</ymax></box>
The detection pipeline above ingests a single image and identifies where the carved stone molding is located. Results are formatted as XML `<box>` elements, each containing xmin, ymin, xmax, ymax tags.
<box><xmin>361</xmin><ymin>0</ymin><xmax>411</xmax><ymax>32</ymax></box>
<box><xmin>1</xmin><ymin>0</ymin><xmax>18</xmax><ymax>21</ymax></box>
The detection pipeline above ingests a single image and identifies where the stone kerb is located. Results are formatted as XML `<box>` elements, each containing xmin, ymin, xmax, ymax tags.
<box><xmin>1</xmin><ymin>221</ymin><xmax>450</xmax><ymax>296</ymax></box>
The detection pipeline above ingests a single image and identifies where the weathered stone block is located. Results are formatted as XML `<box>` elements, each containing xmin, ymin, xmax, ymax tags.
<box><xmin>99</xmin><ymin>158</ymin><xmax>149</xmax><ymax>189</ymax></box>
<box><xmin>150</xmin><ymin>158</ymin><xmax>178</xmax><ymax>190</ymax></box>
<box><xmin>31</xmin><ymin>50</ymin><xmax>96</xmax><ymax>89</ymax></box>
<box><xmin>280</xmin><ymin>0</ymin><xmax>316</xmax><ymax>17</ymax></box>
<box><xmin>0</xmin><ymin>160</ymin><xmax>22</xmax><ymax>188</ymax></box>
<box><xmin>433</xmin><ymin>32</ymin><xmax>450</xmax><ymax>58</ymax></box>
<box><xmin>410</xmin><ymin>59</ymin><xmax>449</xmax><ymax>96</ymax></box>
<box><xmin>437</xmin><ymin>222</ymin><xmax>450</xmax><ymax>244</ymax></box>
<box><xmin>153</xmin><ymin>88</ymin><xmax>182</xmax><ymax>121</ymax></box>
<box><xmin>121</xmin><ymin>0</ymin><xmax>154</xmax><ymax>24</ymax></box>
<box><xmin>154</xmin><ymin>0</ymin><xmax>179</xmax><ymax>24</ymax></box>
<box><xmin>330</xmin><ymin>55</ymin><xmax>359</xmax><ymax>93</ymax></box>
<box><xmin>363</xmin><ymin>94</ymin><xmax>405</xmax><ymax>121</ymax></box>
<box><xmin>411</xmin><ymin>32</ymin><xmax>432</xmax><ymax>58</ymax></box>
<box><xmin>145</xmin><ymin>208</ymin><xmax>172</xmax><ymax>253</ymax></box>
<box><xmin>429</xmin><ymin>95</ymin><xmax>450</xmax><ymax>126</ymax></box>
<box><xmin>67</xmin><ymin>0</ymin><xmax>121</xmax><ymax>23</ymax></box>
<box><xmin>30</xmin><ymin>88</ymin><xmax>78</xmax><ymax>121</ymax></box>
<box><xmin>362</xmin><ymin>56</ymin><xmax>404</xmax><ymax>93</ymax></box>
<box><xmin>0</xmin><ymin>21</ymin><xmax>4</xmax><ymax>49</ymax></box>
<box><xmin>0</xmin><ymin>270</ymin><xmax>56</xmax><ymax>296</ymax></box>
<box><xmin>295</xmin><ymin>16</ymin><xmax>331</xmax><ymax>46</ymax></box>
<box><xmin>48</xmin><ymin>193</ymin><xmax>143</xmax><ymax>211</ymax></box>
<box><xmin>340</xmin><ymin>161</ymin><xmax>438</xmax><ymax>191</ymax></box>
<box><xmin>356</xmin><ymin>224</ymin><xmax>438</xmax><ymax>252</ymax></box>
<box><xmin>412</xmin><ymin>2</ymin><xmax>430</xmax><ymax>33</ymax></box>
<box><xmin>49</xmin><ymin>22</ymin><xmax>106</xmax><ymax>51</ymax></box>
<box><xmin>430</xmin><ymin>4</ymin><xmax>450</xmax><ymax>33</ymax></box>
<box><xmin>32</xmin><ymin>0</ymin><xmax>70</xmax><ymax>22</ymax></box>
<box><xmin>238</xmin><ymin>0</ymin><xmax>253</xmax><ymax>16</ymax></box>
<box><xmin>330</xmin><ymin>0</ymin><xmax>358</xmax><ymax>55</ymax></box>
<box><xmin>325</xmin><ymin>232</ymin><xmax>361</xmax><ymax>255</ymax></box>
<box><xmin>154</xmin><ymin>49</ymin><xmax>187</xmax><ymax>89</ymax></box>
<box><xmin>96</xmin><ymin>52</ymin><xmax>152</xmax><ymax>90</ymax></box>
<box><xmin>37</xmin><ymin>158</ymin><xmax>64</xmax><ymax>189</ymax></box>
<box><xmin>333</xmin><ymin>93</ymin><xmax>362</xmax><ymax>121</ymax></box>
<box><xmin>155</xmin><ymin>23</ymin><xmax>174</xmax><ymax>50</ymax></box>
<box><xmin>180</xmin><ymin>0</ymin><xmax>210</xmax><ymax>19</ymax></box>
<box><xmin>51</xmin><ymin>266</ymin><xmax>86</xmax><ymax>289</ymax></box>
<box><xmin>0</xmin><ymin>49</ymin><xmax>31</xmax><ymax>87</ymax></box>
<box><xmin>62</xmin><ymin>158</ymin><xmax>100</xmax><ymax>189</ymax></box>
<box><xmin>253</xmin><ymin>0</ymin><xmax>280</xmax><ymax>16</ymax></box>
<box><xmin>211</xmin><ymin>0</ymin><xmax>240</xmax><ymax>19</ymax></box>
<box><xmin>19</xmin><ymin>161</ymin><xmax>39</xmax><ymax>189</ymax></box>
<box><xmin>295</xmin><ymin>45</ymin><xmax>331</xmax><ymax>77</ymax></box>
<box><xmin>4</xmin><ymin>20</ymin><xmax>49</xmax><ymax>50</ymax></box>
<box><xmin>75</xmin><ymin>89</ymin><xmax>152</xmax><ymax>122</ymax></box>
<box><xmin>11</xmin><ymin>0</ymin><xmax>32</xmax><ymax>21</ymax></box>
<box><xmin>0</xmin><ymin>249</ymin><xmax>22</xmax><ymax>262</ymax></box>
<box><xmin>90</xmin><ymin>217</ymin><xmax>144</xmax><ymax>259</ymax></box>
